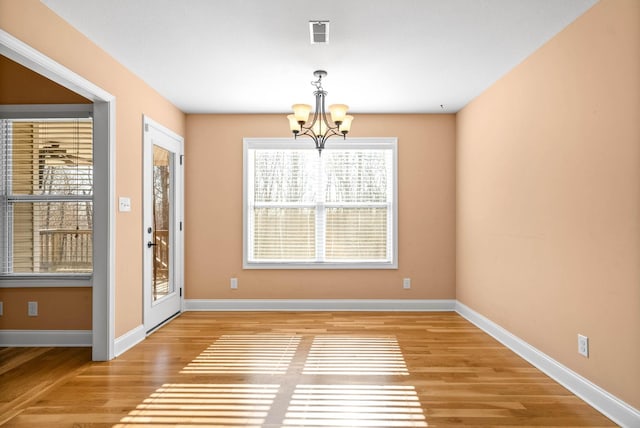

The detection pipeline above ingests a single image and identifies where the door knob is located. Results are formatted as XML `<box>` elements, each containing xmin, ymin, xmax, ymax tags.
<box><xmin>147</xmin><ymin>241</ymin><xmax>157</xmax><ymax>248</ymax></box>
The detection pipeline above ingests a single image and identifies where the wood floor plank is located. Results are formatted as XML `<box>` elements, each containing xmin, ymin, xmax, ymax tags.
<box><xmin>0</xmin><ymin>312</ymin><xmax>617</xmax><ymax>427</ymax></box>
<box><xmin>0</xmin><ymin>347</ymin><xmax>92</xmax><ymax>425</ymax></box>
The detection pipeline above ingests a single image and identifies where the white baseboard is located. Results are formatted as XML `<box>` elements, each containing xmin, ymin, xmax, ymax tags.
<box><xmin>185</xmin><ymin>299</ymin><xmax>457</xmax><ymax>312</ymax></box>
<box><xmin>0</xmin><ymin>329</ymin><xmax>92</xmax><ymax>346</ymax></box>
<box><xmin>114</xmin><ymin>324</ymin><xmax>145</xmax><ymax>357</ymax></box>
<box><xmin>455</xmin><ymin>301</ymin><xmax>640</xmax><ymax>428</ymax></box>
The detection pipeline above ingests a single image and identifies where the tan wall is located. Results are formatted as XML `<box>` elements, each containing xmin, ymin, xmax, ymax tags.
<box><xmin>0</xmin><ymin>287</ymin><xmax>91</xmax><ymax>330</ymax></box>
<box><xmin>185</xmin><ymin>114</ymin><xmax>456</xmax><ymax>299</ymax></box>
<box><xmin>0</xmin><ymin>54</ymin><xmax>90</xmax><ymax>104</ymax></box>
<box><xmin>0</xmin><ymin>0</ymin><xmax>186</xmax><ymax>336</ymax></box>
<box><xmin>457</xmin><ymin>0</ymin><xmax>639</xmax><ymax>408</ymax></box>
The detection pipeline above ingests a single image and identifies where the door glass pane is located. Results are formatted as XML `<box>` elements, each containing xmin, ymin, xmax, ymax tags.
<box><xmin>153</xmin><ymin>145</ymin><xmax>172</xmax><ymax>301</ymax></box>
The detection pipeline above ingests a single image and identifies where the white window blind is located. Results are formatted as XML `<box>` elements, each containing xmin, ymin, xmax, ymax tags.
<box><xmin>1</xmin><ymin>117</ymin><xmax>93</xmax><ymax>275</ymax></box>
<box><xmin>244</xmin><ymin>138</ymin><xmax>397</xmax><ymax>269</ymax></box>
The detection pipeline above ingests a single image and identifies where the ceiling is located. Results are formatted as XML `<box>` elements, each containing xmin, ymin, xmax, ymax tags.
<box><xmin>41</xmin><ymin>0</ymin><xmax>597</xmax><ymax>114</ymax></box>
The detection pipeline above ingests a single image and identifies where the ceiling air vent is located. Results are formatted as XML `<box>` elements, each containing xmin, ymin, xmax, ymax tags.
<box><xmin>309</xmin><ymin>21</ymin><xmax>329</xmax><ymax>44</ymax></box>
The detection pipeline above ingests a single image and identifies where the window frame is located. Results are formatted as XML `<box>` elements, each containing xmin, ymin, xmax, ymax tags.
<box><xmin>0</xmin><ymin>104</ymin><xmax>94</xmax><ymax>285</ymax></box>
<box><xmin>243</xmin><ymin>137</ymin><xmax>398</xmax><ymax>270</ymax></box>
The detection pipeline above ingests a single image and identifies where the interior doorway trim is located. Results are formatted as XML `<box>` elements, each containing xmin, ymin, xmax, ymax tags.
<box><xmin>0</xmin><ymin>29</ymin><xmax>116</xmax><ymax>361</ymax></box>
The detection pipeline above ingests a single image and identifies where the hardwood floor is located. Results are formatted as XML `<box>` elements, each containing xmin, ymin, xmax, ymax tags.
<box><xmin>0</xmin><ymin>312</ymin><xmax>616</xmax><ymax>427</ymax></box>
<box><xmin>0</xmin><ymin>346</ymin><xmax>92</xmax><ymax>425</ymax></box>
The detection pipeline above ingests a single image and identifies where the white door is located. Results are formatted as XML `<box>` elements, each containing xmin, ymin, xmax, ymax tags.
<box><xmin>143</xmin><ymin>117</ymin><xmax>184</xmax><ymax>333</ymax></box>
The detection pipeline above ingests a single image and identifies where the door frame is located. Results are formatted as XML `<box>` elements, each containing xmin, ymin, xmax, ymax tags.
<box><xmin>0</xmin><ymin>29</ymin><xmax>116</xmax><ymax>360</ymax></box>
<box><xmin>142</xmin><ymin>115</ymin><xmax>184</xmax><ymax>333</ymax></box>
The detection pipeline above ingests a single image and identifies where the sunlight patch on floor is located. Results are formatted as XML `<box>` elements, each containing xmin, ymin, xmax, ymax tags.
<box><xmin>116</xmin><ymin>334</ymin><xmax>427</xmax><ymax>427</ymax></box>
<box><xmin>114</xmin><ymin>383</ymin><xmax>279</xmax><ymax>427</ymax></box>
<box><xmin>181</xmin><ymin>334</ymin><xmax>301</xmax><ymax>374</ymax></box>
<box><xmin>283</xmin><ymin>384</ymin><xmax>427</xmax><ymax>427</ymax></box>
<box><xmin>303</xmin><ymin>336</ymin><xmax>409</xmax><ymax>376</ymax></box>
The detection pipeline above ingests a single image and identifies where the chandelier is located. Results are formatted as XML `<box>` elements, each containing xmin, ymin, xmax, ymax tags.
<box><xmin>287</xmin><ymin>70</ymin><xmax>354</xmax><ymax>153</ymax></box>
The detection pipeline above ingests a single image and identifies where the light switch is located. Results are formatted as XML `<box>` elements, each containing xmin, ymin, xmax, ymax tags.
<box><xmin>119</xmin><ymin>197</ymin><xmax>131</xmax><ymax>212</ymax></box>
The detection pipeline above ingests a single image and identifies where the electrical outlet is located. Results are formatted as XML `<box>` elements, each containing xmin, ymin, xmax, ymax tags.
<box><xmin>28</xmin><ymin>301</ymin><xmax>38</xmax><ymax>317</ymax></box>
<box><xmin>230</xmin><ymin>278</ymin><xmax>238</xmax><ymax>289</ymax></box>
<box><xmin>403</xmin><ymin>278</ymin><xmax>411</xmax><ymax>289</ymax></box>
<box><xmin>578</xmin><ymin>334</ymin><xmax>589</xmax><ymax>357</ymax></box>
<box><xmin>118</xmin><ymin>197</ymin><xmax>131</xmax><ymax>212</ymax></box>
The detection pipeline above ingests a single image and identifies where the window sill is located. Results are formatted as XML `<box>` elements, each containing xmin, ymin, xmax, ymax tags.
<box><xmin>0</xmin><ymin>275</ymin><xmax>92</xmax><ymax>288</ymax></box>
<box><xmin>243</xmin><ymin>261</ymin><xmax>398</xmax><ymax>270</ymax></box>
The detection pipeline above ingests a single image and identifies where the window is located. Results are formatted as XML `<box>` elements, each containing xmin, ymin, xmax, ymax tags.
<box><xmin>1</xmin><ymin>114</ymin><xmax>93</xmax><ymax>276</ymax></box>
<box><xmin>244</xmin><ymin>138</ymin><xmax>397</xmax><ymax>269</ymax></box>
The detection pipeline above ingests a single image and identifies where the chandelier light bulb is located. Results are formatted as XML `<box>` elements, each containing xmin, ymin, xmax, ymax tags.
<box><xmin>287</xmin><ymin>115</ymin><xmax>301</xmax><ymax>133</ymax></box>
<box><xmin>340</xmin><ymin>115</ymin><xmax>354</xmax><ymax>134</ymax></box>
<box><xmin>292</xmin><ymin>104</ymin><xmax>312</xmax><ymax>124</ymax></box>
<box><xmin>329</xmin><ymin>104</ymin><xmax>349</xmax><ymax>124</ymax></box>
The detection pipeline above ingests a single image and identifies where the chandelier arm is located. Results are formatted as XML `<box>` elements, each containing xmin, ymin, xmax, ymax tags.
<box><xmin>323</xmin><ymin>127</ymin><xmax>343</xmax><ymax>140</ymax></box>
<box><xmin>297</xmin><ymin>127</ymin><xmax>317</xmax><ymax>139</ymax></box>
<box><xmin>301</xmin><ymin>91</ymin><xmax>321</xmax><ymax>135</ymax></box>
<box><xmin>313</xmin><ymin>90</ymin><xmax>323</xmax><ymax>134</ymax></box>
<box><xmin>319</xmin><ymin>92</ymin><xmax>332</xmax><ymax>135</ymax></box>
<box><xmin>318</xmin><ymin>91</ymin><xmax>327</xmax><ymax>136</ymax></box>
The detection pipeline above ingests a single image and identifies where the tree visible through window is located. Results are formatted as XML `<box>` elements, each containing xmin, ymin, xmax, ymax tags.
<box><xmin>244</xmin><ymin>138</ymin><xmax>397</xmax><ymax>269</ymax></box>
<box><xmin>1</xmin><ymin>118</ymin><xmax>93</xmax><ymax>274</ymax></box>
